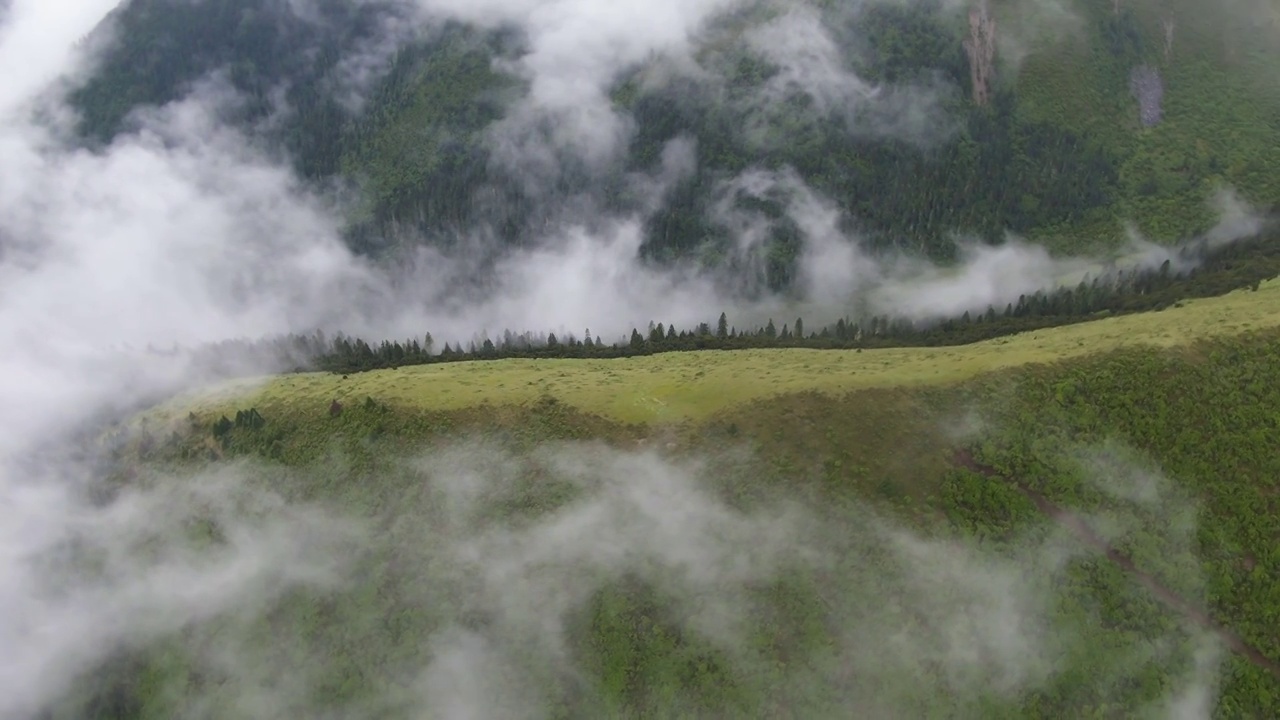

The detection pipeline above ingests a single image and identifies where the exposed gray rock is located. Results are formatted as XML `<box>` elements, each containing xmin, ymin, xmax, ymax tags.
<box><xmin>964</xmin><ymin>0</ymin><xmax>998</xmax><ymax>106</ymax></box>
<box><xmin>1129</xmin><ymin>65</ymin><xmax>1164</xmax><ymax>128</ymax></box>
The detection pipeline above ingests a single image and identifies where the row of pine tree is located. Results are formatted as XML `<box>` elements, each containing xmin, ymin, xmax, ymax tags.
<box><xmin>175</xmin><ymin>229</ymin><xmax>1280</xmax><ymax>377</ymax></box>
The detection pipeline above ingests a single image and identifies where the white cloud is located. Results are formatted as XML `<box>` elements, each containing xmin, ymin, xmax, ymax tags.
<box><xmin>411</xmin><ymin>0</ymin><xmax>743</xmax><ymax>175</ymax></box>
<box><xmin>0</xmin><ymin>3</ymin><xmax>1264</xmax><ymax>714</ymax></box>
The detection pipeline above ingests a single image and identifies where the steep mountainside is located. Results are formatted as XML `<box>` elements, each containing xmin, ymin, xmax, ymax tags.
<box><xmin>68</xmin><ymin>0</ymin><xmax>1280</xmax><ymax>283</ymax></box>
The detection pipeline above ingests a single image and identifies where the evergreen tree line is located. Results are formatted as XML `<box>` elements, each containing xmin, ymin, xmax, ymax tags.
<box><xmin>177</xmin><ymin>227</ymin><xmax>1280</xmax><ymax>377</ymax></box>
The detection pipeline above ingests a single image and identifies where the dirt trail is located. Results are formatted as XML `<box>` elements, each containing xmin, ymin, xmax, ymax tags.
<box><xmin>952</xmin><ymin>449</ymin><xmax>1280</xmax><ymax>680</ymax></box>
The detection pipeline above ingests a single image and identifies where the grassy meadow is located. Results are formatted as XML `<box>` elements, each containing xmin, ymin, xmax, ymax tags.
<box><xmin>156</xmin><ymin>275</ymin><xmax>1280</xmax><ymax>427</ymax></box>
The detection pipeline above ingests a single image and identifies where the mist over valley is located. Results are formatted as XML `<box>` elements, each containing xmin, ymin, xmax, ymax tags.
<box><xmin>1</xmin><ymin>0</ymin><xmax>1279</xmax><ymax>718</ymax></box>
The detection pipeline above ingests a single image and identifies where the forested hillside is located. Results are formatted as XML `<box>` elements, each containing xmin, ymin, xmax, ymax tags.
<box><xmin>18</xmin><ymin>1</ymin><xmax>1280</xmax><ymax>717</ymax></box>
<box><xmin>68</xmin><ymin>0</ymin><xmax>1280</xmax><ymax>280</ymax></box>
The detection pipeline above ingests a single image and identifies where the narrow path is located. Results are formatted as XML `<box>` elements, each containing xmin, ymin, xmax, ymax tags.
<box><xmin>952</xmin><ymin>449</ymin><xmax>1280</xmax><ymax>680</ymax></box>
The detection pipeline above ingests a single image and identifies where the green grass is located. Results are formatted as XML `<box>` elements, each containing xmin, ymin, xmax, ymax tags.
<box><xmin>158</xmin><ymin>277</ymin><xmax>1280</xmax><ymax>427</ymax></box>
<box><xmin>91</xmin><ymin>326</ymin><xmax>1280</xmax><ymax>719</ymax></box>
<box><xmin>91</xmin><ymin>273</ymin><xmax>1280</xmax><ymax>719</ymax></box>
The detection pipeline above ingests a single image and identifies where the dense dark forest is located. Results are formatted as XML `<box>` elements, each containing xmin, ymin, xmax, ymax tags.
<box><xmin>72</xmin><ymin>0</ymin><xmax>387</xmax><ymax>174</ymax></box>
<box><xmin>69</xmin><ymin>0</ymin><xmax>1280</xmax><ymax>283</ymax></box>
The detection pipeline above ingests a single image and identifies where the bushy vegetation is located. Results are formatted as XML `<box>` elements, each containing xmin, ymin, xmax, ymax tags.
<box><xmin>91</xmin><ymin>267</ymin><xmax>1280</xmax><ymax>720</ymax></box>
<box><xmin>946</xmin><ymin>331</ymin><xmax>1280</xmax><ymax>717</ymax></box>
<box><xmin>73</xmin><ymin>312</ymin><xmax>1280</xmax><ymax>718</ymax></box>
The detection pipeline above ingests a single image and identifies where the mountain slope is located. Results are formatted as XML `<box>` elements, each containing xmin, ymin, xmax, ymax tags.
<box><xmin>72</xmin><ymin>286</ymin><xmax>1280</xmax><ymax>719</ymax></box>
<box><xmin>66</xmin><ymin>0</ymin><xmax>1280</xmax><ymax>277</ymax></box>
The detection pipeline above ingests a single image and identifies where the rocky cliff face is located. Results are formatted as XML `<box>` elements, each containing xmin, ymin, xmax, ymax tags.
<box><xmin>1129</xmin><ymin>64</ymin><xmax>1164</xmax><ymax>127</ymax></box>
<box><xmin>963</xmin><ymin>0</ymin><xmax>998</xmax><ymax>106</ymax></box>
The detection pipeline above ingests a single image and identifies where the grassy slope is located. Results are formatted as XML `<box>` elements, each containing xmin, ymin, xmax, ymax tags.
<box><xmin>99</xmin><ymin>279</ymin><xmax>1280</xmax><ymax>718</ymax></box>
<box><xmin>161</xmin><ymin>275</ymin><xmax>1280</xmax><ymax>426</ymax></box>
<box><xmin>109</xmin><ymin>307</ymin><xmax>1280</xmax><ymax>718</ymax></box>
<box><xmin>339</xmin><ymin>0</ymin><xmax>1280</xmax><ymax>253</ymax></box>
